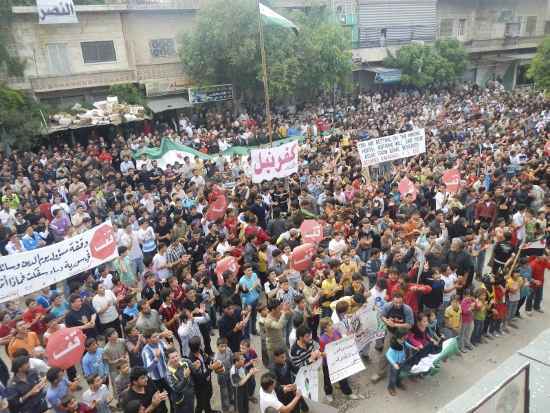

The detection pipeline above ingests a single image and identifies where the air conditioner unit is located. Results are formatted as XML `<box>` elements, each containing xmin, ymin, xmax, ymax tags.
<box><xmin>411</xmin><ymin>40</ymin><xmax>425</xmax><ymax>45</ymax></box>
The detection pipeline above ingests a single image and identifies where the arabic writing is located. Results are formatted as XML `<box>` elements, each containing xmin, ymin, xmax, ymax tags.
<box><xmin>357</xmin><ymin>129</ymin><xmax>426</xmax><ymax>167</ymax></box>
<box><xmin>325</xmin><ymin>335</ymin><xmax>365</xmax><ymax>384</ymax></box>
<box><xmin>0</xmin><ymin>221</ymin><xmax>118</xmax><ymax>303</ymax></box>
<box><xmin>52</xmin><ymin>329</ymin><xmax>83</xmax><ymax>360</ymax></box>
<box><xmin>251</xmin><ymin>141</ymin><xmax>299</xmax><ymax>183</ymax></box>
<box><xmin>37</xmin><ymin>0</ymin><xmax>78</xmax><ymax>24</ymax></box>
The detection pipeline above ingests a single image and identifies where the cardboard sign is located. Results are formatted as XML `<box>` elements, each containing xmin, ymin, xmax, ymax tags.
<box><xmin>325</xmin><ymin>335</ymin><xmax>366</xmax><ymax>384</ymax></box>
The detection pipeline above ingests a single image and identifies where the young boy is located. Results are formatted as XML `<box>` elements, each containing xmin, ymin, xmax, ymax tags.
<box><xmin>214</xmin><ymin>337</ymin><xmax>235</xmax><ymax>412</ymax></box>
<box><xmin>114</xmin><ymin>359</ymin><xmax>131</xmax><ymax>401</ymax></box>
<box><xmin>256</xmin><ymin>304</ymin><xmax>269</xmax><ymax>366</ymax></box>
<box><xmin>82</xmin><ymin>374</ymin><xmax>112</xmax><ymax>413</ymax></box>
<box><xmin>82</xmin><ymin>338</ymin><xmax>109</xmax><ymax>384</ymax></box>
<box><xmin>444</xmin><ymin>296</ymin><xmax>462</xmax><ymax>339</ymax></box>
<box><xmin>230</xmin><ymin>353</ymin><xmax>258</xmax><ymax>413</ymax></box>
<box><xmin>459</xmin><ymin>289</ymin><xmax>475</xmax><ymax>353</ymax></box>
<box><xmin>239</xmin><ymin>339</ymin><xmax>258</xmax><ymax>403</ymax></box>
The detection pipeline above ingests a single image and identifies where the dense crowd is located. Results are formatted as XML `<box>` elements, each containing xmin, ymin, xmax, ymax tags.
<box><xmin>0</xmin><ymin>83</ymin><xmax>548</xmax><ymax>413</ymax></box>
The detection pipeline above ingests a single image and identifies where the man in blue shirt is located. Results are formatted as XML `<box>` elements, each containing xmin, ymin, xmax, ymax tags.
<box><xmin>238</xmin><ymin>265</ymin><xmax>261</xmax><ymax>337</ymax></box>
<box><xmin>141</xmin><ymin>330</ymin><xmax>170</xmax><ymax>393</ymax></box>
<box><xmin>46</xmin><ymin>367</ymin><xmax>77</xmax><ymax>413</ymax></box>
<box><xmin>82</xmin><ymin>338</ymin><xmax>109</xmax><ymax>382</ymax></box>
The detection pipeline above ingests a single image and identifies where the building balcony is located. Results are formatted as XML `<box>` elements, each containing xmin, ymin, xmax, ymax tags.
<box><xmin>462</xmin><ymin>35</ymin><xmax>545</xmax><ymax>53</ymax></box>
<box><xmin>124</xmin><ymin>0</ymin><xmax>202</xmax><ymax>10</ymax></box>
<box><xmin>29</xmin><ymin>69</ymin><xmax>137</xmax><ymax>93</ymax></box>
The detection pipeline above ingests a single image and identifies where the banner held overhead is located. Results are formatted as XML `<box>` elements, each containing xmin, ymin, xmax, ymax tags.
<box><xmin>357</xmin><ymin>129</ymin><xmax>426</xmax><ymax>167</ymax></box>
<box><xmin>0</xmin><ymin>221</ymin><xmax>118</xmax><ymax>303</ymax></box>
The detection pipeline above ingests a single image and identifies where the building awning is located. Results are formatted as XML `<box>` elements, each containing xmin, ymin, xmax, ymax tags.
<box><xmin>146</xmin><ymin>95</ymin><xmax>191</xmax><ymax>113</ymax></box>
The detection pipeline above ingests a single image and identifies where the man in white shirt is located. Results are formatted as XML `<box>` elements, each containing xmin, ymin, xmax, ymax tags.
<box><xmin>328</xmin><ymin>233</ymin><xmax>348</xmax><ymax>258</ymax></box>
<box><xmin>441</xmin><ymin>266</ymin><xmax>458</xmax><ymax>308</ymax></box>
<box><xmin>91</xmin><ymin>283</ymin><xmax>121</xmax><ymax>335</ymax></box>
<box><xmin>152</xmin><ymin>243</ymin><xmax>171</xmax><ymax>282</ymax></box>
<box><xmin>259</xmin><ymin>372</ymin><xmax>302</xmax><ymax>413</ymax></box>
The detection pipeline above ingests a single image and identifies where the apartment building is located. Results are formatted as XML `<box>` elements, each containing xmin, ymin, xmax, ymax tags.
<box><xmin>343</xmin><ymin>0</ymin><xmax>550</xmax><ymax>89</ymax></box>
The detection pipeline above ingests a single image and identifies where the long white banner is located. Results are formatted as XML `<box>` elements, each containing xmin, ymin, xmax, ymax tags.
<box><xmin>251</xmin><ymin>141</ymin><xmax>299</xmax><ymax>183</ymax></box>
<box><xmin>0</xmin><ymin>221</ymin><xmax>118</xmax><ymax>303</ymax></box>
<box><xmin>357</xmin><ymin>128</ymin><xmax>426</xmax><ymax>167</ymax></box>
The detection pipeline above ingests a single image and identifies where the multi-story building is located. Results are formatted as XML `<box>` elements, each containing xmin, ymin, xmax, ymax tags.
<box><xmin>344</xmin><ymin>0</ymin><xmax>550</xmax><ymax>89</ymax></box>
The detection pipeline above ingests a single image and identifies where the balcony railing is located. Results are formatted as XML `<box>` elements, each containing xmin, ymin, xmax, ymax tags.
<box><xmin>29</xmin><ymin>70</ymin><xmax>137</xmax><ymax>93</ymax></box>
<box><xmin>125</xmin><ymin>0</ymin><xmax>201</xmax><ymax>9</ymax></box>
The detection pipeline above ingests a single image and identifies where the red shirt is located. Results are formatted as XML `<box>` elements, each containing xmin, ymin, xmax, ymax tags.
<box><xmin>159</xmin><ymin>302</ymin><xmax>179</xmax><ymax>333</ymax></box>
<box><xmin>530</xmin><ymin>257</ymin><xmax>550</xmax><ymax>286</ymax></box>
<box><xmin>22</xmin><ymin>307</ymin><xmax>47</xmax><ymax>336</ymax></box>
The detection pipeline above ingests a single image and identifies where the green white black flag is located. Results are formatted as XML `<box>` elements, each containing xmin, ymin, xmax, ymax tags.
<box><xmin>259</xmin><ymin>2</ymin><xmax>299</xmax><ymax>34</ymax></box>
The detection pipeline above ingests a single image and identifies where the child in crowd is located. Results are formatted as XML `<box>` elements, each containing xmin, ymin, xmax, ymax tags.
<box><xmin>214</xmin><ymin>337</ymin><xmax>235</xmax><ymax>412</ymax></box>
<box><xmin>386</xmin><ymin>334</ymin><xmax>414</xmax><ymax>396</ymax></box>
<box><xmin>459</xmin><ymin>289</ymin><xmax>475</xmax><ymax>352</ymax></box>
<box><xmin>444</xmin><ymin>296</ymin><xmax>461</xmax><ymax>338</ymax></box>
<box><xmin>240</xmin><ymin>339</ymin><xmax>258</xmax><ymax>403</ymax></box>
<box><xmin>82</xmin><ymin>374</ymin><xmax>112</xmax><ymax>413</ymax></box>
<box><xmin>471</xmin><ymin>288</ymin><xmax>488</xmax><ymax>345</ymax></box>
<box><xmin>82</xmin><ymin>338</ymin><xmax>109</xmax><ymax>384</ymax></box>
<box><xmin>256</xmin><ymin>304</ymin><xmax>270</xmax><ymax>366</ymax></box>
<box><xmin>230</xmin><ymin>352</ymin><xmax>258</xmax><ymax>413</ymax></box>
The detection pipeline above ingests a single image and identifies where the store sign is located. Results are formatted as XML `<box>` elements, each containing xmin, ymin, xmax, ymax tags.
<box><xmin>37</xmin><ymin>0</ymin><xmax>78</xmax><ymax>24</ymax></box>
<box><xmin>188</xmin><ymin>84</ymin><xmax>233</xmax><ymax>104</ymax></box>
<box><xmin>145</xmin><ymin>79</ymin><xmax>190</xmax><ymax>97</ymax></box>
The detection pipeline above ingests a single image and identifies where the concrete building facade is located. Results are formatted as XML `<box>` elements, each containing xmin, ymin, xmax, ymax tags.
<box><xmin>347</xmin><ymin>0</ymin><xmax>550</xmax><ymax>89</ymax></box>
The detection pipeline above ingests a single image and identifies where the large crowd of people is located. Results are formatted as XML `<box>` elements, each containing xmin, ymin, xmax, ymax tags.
<box><xmin>0</xmin><ymin>82</ymin><xmax>548</xmax><ymax>413</ymax></box>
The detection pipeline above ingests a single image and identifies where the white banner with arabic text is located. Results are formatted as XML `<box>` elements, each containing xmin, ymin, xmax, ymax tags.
<box><xmin>37</xmin><ymin>0</ymin><xmax>78</xmax><ymax>25</ymax></box>
<box><xmin>357</xmin><ymin>129</ymin><xmax>426</xmax><ymax>167</ymax></box>
<box><xmin>0</xmin><ymin>221</ymin><xmax>118</xmax><ymax>303</ymax></box>
<box><xmin>251</xmin><ymin>141</ymin><xmax>299</xmax><ymax>183</ymax></box>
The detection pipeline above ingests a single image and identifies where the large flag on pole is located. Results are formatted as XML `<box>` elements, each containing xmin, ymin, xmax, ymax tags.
<box><xmin>259</xmin><ymin>2</ymin><xmax>299</xmax><ymax>34</ymax></box>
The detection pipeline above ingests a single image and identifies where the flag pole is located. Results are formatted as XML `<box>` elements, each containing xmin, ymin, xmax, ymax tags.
<box><xmin>256</xmin><ymin>0</ymin><xmax>273</xmax><ymax>146</ymax></box>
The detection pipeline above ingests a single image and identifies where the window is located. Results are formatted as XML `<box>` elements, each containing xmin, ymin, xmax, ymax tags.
<box><xmin>81</xmin><ymin>41</ymin><xmax>116</xmax><ymax>64</ymax></box>
<box><xmin>439</xmin><ymin>18</ymin><xmax>454</xmax><ymax>38</ymax></box>
<box><xmin>457</xmin><ymin>19</ymin><xmax>466</xmax><ymax>39</ymax></box>
<box><xmin>524</xmin><ymin>16</ymin><xmax>537</xmax><ymax>36</ymax></box>
<box><xmin>545</xmin><ymin>21</ymin><xmax>550</xmax><ymax>35</ymax></box>
<box><xmin>149</xmin><ymin>38</ymin><xmax>176</xmax><ymax>58</ymax></box>
<box><xmin>47</xmin><ymin>43</ymin><xmax>71</xmax><ymax>75</ymax></box>
<box><xmin>505</xmin><ymin>21</ymin><xmax>521</xmax><ymax>37</ymax></box>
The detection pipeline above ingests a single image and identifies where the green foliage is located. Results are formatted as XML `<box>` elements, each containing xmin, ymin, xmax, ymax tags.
<box><xmin>108</xmin><ymin>83</ymin><xmax>146</xmax><ymax>106</ymax></box>
<box><xmin>527</xmin><ymin>37</ymin><xmax>550</xmax><ymax>90</ymax></box>
<box><xmin>0</xmin><ymin>85</ymin><xmax>46</xmax><ymax>149</ymax></box>
<box><xmin>0</xmin><ymin>1</ymin><xmax>26</xmax><ymax>77</ymax></box>
<box><xmin>179</xmin><ymin>0</ymin><xmax>351</xmax><ymax>102</ymax></box>
<box><xmin>385</xmin><ymin>40</ymin><xmax>468</xmax><ymax>88</ymax></box>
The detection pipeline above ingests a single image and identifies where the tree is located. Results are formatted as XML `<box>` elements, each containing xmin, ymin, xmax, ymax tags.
<box><xmin>527</xmin><ymin>36</ymin><xmax>550</xmax><ymax>90</ymax></box>
<box><xmin>0</xmin><ymin>85</ymin><xmax>46</xmax><ymax>150</ymax></box>
<box><xmin>179</xmin><ymin>0</ymin><xmax>351</xmax><ymax>103</ymax></box>
<box><xmin>108</xmin><ymin>83</ymin><xmax>146</xmax><ymax>106</ymax></box>
<box><xmin>385</xmin><ymin>40</ymin><xmax>468</xmax><ymax>88</ymax></box>
<box><xmin>0</xmin><ymin>1</ymin><xmax>25</xmax><ymax>77</ymax></box>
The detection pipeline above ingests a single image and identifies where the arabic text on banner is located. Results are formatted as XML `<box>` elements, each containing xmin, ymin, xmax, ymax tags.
<box><xmin>357</xmin><ymin>129</ymin><xmax>426</xmax><ymax>167</ymax></box>
<box><xmin>37</xmin><ymin>0</ymin><xmax>78</xmax><ymax>25</ymax></box>
<box><xmin>0</xmin><ymin>221</ymin><xmax>118</xmax><ymax>303</ymax></box>
<box><xmin>325</xmin><ymin>335</ymin><xmax>365</xmax><ymax>384</ymax></box>
<box><xmin>250</xmin><ymin>141</ymin><xmax>299</xmax><ymax>183</ymax></box>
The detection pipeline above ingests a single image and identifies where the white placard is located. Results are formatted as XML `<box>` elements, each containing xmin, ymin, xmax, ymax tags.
<box><xmin>295</xmin><ymin>359</ymin><xmax>321</xmax><ymax>402</ymax></box>
<box><xmin>37</xmin><ymin>0</ymin><xmax>78</xmax><ymax>25</ymax></box>
<box><xmin>325</xmin><ymin>335</ymin><xmax>365</xmax><ymax>384</ymax></box>
<box><xmin>250</xmin><ymin>141</ymin><xmax>299</xmax><ymax>183</ymax></box>
<box><xmin>0</xmin><ymin>221</ymin><xmax>118</xmax><ymax>303</ymax></box>
<box><xmin>334</xmin><ymin>305</ymin><xmax>385</xmax><ymax>351</ymax></box>
<box><xmin>357</xmin><ymin>129</ymin><xmax>426</xmax><ymax>167</ymax></box>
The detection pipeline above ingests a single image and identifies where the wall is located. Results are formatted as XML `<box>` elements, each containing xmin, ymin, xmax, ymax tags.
<box><xmin>11</xmin><ymin>12</ymin><xmax>129</xmax><ymax>78</ymax></box>
<box><xmin>437</xmin><ymin>0</ymin><xmax>549</xmax><ymax>42</ymax></box>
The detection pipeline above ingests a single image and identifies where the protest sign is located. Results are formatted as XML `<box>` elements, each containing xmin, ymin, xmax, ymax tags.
<box><xmin>357</xmin><ymin>129</ymin><xmax>426</xmax><ymax>167</ymax></box>
<box><xmin>251</xmin><ymin>141</ymin><xmax>299</xmax><ymax>183</ymax></box>
<box><xmin>0</xmin><ymin>221</ymin><xmax>118</xmax><ymax>303</ymax></box>
<box><xmin>335</xmin><ymin>305</ymin><xmax>385</xmax><ymax>351</ymax></box>
<box><xmin>295</xmin><ymin>359</ymin><xmax>321</xmax><ymax>402</ymax></box>
<box><xmin>442</xmin><ymin>169</ymin><xmax>461</xmax><ymax>193</ymax></box>
<box><xmin>37</xmin><ymin>0</ymin><xmax>78</xmax><ymax>24</ymax></box>
<box><xmin>325</xmin><ymin>335</ymin><xmax>365</xmax><ymax>384</ymax></box>
<box><xmin>398</xmin><ymin>177</ymin><xmax>419</xmax><ymax>200</ymax></box>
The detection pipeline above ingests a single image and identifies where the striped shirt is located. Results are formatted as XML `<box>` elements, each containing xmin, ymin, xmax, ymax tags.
<box><xmin>141</xmin><ymin>341</ymin><xmax>168</xmax><ymax>380</ymax></box>
<box><xmin>290</xmin><ymin>340</ymin><xmax>319</xmax><ymax>369</ymax></box>
<box><xmin>166</xmin><ymin>242</ymin><xmax>186</xmax><ymax>265</ymax></box>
